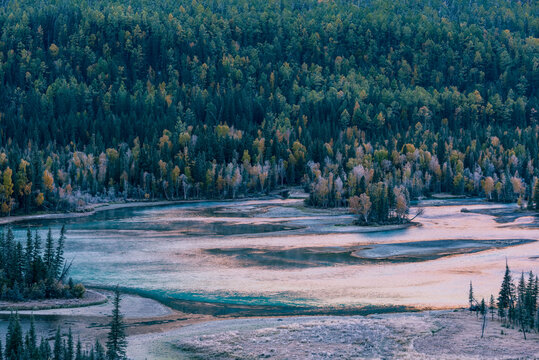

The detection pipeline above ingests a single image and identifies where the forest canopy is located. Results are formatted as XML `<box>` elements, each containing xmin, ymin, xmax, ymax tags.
<box><xmin>0</xmin><ymin>0</ymin><xmax>537</xmax><ymax>215</ymax></box>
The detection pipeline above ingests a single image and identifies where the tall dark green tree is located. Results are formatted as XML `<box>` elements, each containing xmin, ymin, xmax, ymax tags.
<box><xmin>468</xmin><ymin>281</ymin><xmax>475</xmax><ymax>311</ymax></box>
<box><xmin>5</xmin><ymin>313</ymin><xmax>23</xmax><ymax>360</ymax></box>
<box><xmin>106</xmin><ymin>286</ymin><xmax>127</xmax><ymax>360</ymax></box>
<box><xmin>497</xmin><ymin>262</ymin><xmax>514</xmax><ymax>321</ymax></box>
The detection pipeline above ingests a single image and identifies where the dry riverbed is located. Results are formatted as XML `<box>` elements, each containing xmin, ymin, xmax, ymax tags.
<box><xmin>128</xmin><ymin>310</ymin><xmax>539</xmax><ymax>359</ymax></box>
<box><xmin>2</xmin><ymin>290</ymin><xmax>538</xmax><ymax>359</ymax></box>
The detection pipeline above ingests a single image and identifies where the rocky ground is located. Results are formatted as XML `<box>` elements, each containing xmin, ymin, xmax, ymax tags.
<box><xmin>128</xmin><ymin>310</ymin><xmax>539</xmax><ymax>359</ymax></box>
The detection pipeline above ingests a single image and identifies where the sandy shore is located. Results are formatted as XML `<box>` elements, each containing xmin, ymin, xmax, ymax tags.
<box><xmin>0</xmin><ymin>289</ymin><xmax>107</xmax><ymax>311</ymax></box>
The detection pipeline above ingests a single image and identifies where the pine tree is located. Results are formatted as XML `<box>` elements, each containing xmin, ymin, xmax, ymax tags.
<box><xmin>44</xmin><ymin>228</ymin><xmax>55</xmax><ymax>276</ymax></box>
<box><xmin>524</xmin><ymin>271</ymin><xmax>536</xmax><ymax>329</ymax></box>
<box><xmin>55</xmin><ymin>225</ymin><xmax>66</xmax><ymax>279</ymax></box>
<box><xmin>27</xmin><ymin>317</ymin><xmax>37</xmax><ymax>357</ymax></box>
<box><xmin>517</xmin><ymin>272</ymin><xmax>528</xmax><ymax>335</ymax></box>
<box><xmin>32</xmin><ymin>230</ymin><xmax>42</xmax><ymax>283</ymax></box>
<box><xmin>106</xmin><ymin>286</ymin><xmax>127</xmax><ymax>360</ymax></box>
<box><xmin>468</xmin><ymin>281</ymin><xmax>475</xmax><ymax>311</ymax></box>
<box><xmin>497</xmin><ymin>262</ymin><xmax>514</xmax><ymax>321</ymax></box>
<box><xmin>480</xmin><ymin>298</ymin><xmax>487</xmax><ymax>338</ymax></box>
<box><xmin>67</xmin><ymin>328</ymin><xmax>74</xmax><ymax>360</ymax></box>
<box><xmin>95</xmin><ymin>340</ymin><xmax>105</xmax><ymax>360</ymax></box>
<box><xmin>489</xmin><ymin>294</ymin><xmax>495</xmax><ymax>320</ymax></box>
<box><xmin>5</xmin><ymin>312</ymin><xmax>23</xmax><ymax>360</ymax></box>
<box><xmin>53</xmin><ymin>327</ymin><xmax>62</xmax><ymax>360</ymax></box>
<box><xmin>4</xmin><ymin>229</ymin><xmax>14</xmax><ymax>282</ymax></box>
<box><xmin>13</xmin><ymin>242</ymin><xmax>24</xmax><ymax>285</ymax></box>
<box><xmin>24</xmin><ymin>228</ymin><xmax>34</xmax><ymax>286</ymax></box>
<box><xmin>76</xmin><ymin>337</ymin><xmax>83</xmax><ymax>360</ymax></box>
<box><xmin>40</xmin><ymin>337</ymin><xmax>51</xmax><ymax>360</ymax></box>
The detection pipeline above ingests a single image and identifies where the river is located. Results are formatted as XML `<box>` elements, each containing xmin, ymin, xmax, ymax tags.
<box><xmin>8</xmin><ymin>197</ymin><xmax>538</xmax><ymax>312</ymax></box>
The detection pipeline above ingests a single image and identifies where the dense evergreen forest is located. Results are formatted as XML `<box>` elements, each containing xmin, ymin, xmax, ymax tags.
<box><xmin>0</xmin><ymin>0</ymin><xmax>537</xmax><ymax>218</ymax></box>
<box><xmin>0</xmin><ymin>226</ymin><xmax>85</xmax><ymax>301</ymax></box>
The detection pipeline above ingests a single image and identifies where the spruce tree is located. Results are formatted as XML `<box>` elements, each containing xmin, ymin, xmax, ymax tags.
<box><xmin>55</xmin><ymin>225</ymin><xmax>66</xmax><ymax>279</ymax></box>
<box><xmin>76</xmin><ymin>337</ymin><xmax>83</xmax><ymax>360</ymax></box>
<box><xmin>489</xmin><ymin>294</ymin><xmax>495</xmax><ymax>320</ymax></box>
<box><xmin>53</xmin><ymin>327</ymin><xmax>62</xmax><ymax>360</ymax></box>
<box><xmin>44</xmin><ymin>228</ymin><xmax>55</xmax><ymax>277</ymax></box>
<box><xmin>95</xmin><ymin>340</ymin><xmax>105</xmax><ymax>360</ymax></box>
<box><xmin>67</xmin><ymin>328</ymin><xmax>74</xmax><ymax>360</ymax></box>
<box><xmin>24</xmin><ymin>228</ymin><xmax>34</xmax><ymax>286</ymax></box>
<box><xmin>480</xmin><ymin>298</ymin><xmax>487</xmax><ymax>338</ymax></box>
<box><xmin>27</xmin><ymin>317</ymin><xmax>37</xmax><ymax>357</ymax></box>
<box><xmin>5</xmin><ymin>312</ymin><xmax>23</xmax><ymax>360</ymax></box>
<box><xmin>32</xmin><ymin>230</ymin><xmax>42</xmax><ymax>283</ymax></box>
<box><xmin>5</xmin><ymin>229</ymin><xmax>14</xmax><ymax>282</ymax></box>
<box><xmin>525</xmin><ymin>271</ymin><xmax>536</xmax><ymax>329</ymax></box>
<box><xmin>40</xmin><ymin>337</ymin><xmax>51</xmax><ymax>360</ymax></box>
<box><xmin>468</xmin><ymin>281</ymin><xmax>474</xmax><ymax>311</ymax></box>
<box><xmin>497</xmin><ymin>262</ymin><xmax>514</xmax><ymax>321</ymax></box>
<box><xmin>517</xmin><ymin>272</ymin><xmax>528</xmax><ymax>333</ymax></box>
<box><xmin>106</xmin><ymin>286</ymin><xmax>127</xmax><ymax>360</ymax></box>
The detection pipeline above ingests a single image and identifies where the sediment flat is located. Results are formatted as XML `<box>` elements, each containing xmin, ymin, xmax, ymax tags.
<box><xmin>128</xmin><ymin>310</ymin><xmax>539</xmax><ymax>359</ymax></box>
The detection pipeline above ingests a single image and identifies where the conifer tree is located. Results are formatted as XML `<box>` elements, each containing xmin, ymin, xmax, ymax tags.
<box><xmin>468</xmin><ymin>281</ymin><xmax>474</xmax><ymax>311</ymax></box>
<box><xmin>55</xmin><ymin>225</ymin><xmax>66</xmax><ymax>279</ymax></box>
<box><xmin>489</xmin><ymin>294</ymin><xmax>496</xmax><ymax>320</ymax></box>
<box><xmin>498</xmin><ymin>262</ymin><xmax>514</xmax><ymax>321</ymax></box>
<box><xmin>106</xmin><ymin>286</ymin><xmax>127</xmax><ymax>360</ymax></box>
<box><xmin>5</xmin><ymin>312</ymin><xmax>23</xmax><ymax>360</ymax></box>
<box><xmin>24</xmin><ymin>228</ymin><xmax>34</xmax><ymax>286</ymax></box>
<box><xmin>53</xmin><ymin>327</ymin><xmax>62</xmax><ymax>360</ymax></box>
<box><xmin>67</xmin><ymin>328</ymin><xmax>74</xmax><ymax>360</ymax></box>
<box><xmin>76</xmin><ymin>337</ymin><xmax>83</xmax><ymax>360</ymax></box>
<box><xmin>95</xmin><ymin>340</ymin><xmax>105</xmax><ymax>360</ymax></box>
<box><xmin>27</xmin><ymin>317</ymin><xmax>37</xmax><ymax>358</ymax></box>
<box><xmin>44</xmin><ymin>228</ymin><xmax>55</xmax><ymax>277</ymax></box>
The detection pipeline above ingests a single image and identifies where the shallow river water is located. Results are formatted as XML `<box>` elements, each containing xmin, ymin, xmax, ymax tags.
<box><xmin>10</xmin><ymin>198</ymin><xmax>539</xmax><ymax>311</ymax></box>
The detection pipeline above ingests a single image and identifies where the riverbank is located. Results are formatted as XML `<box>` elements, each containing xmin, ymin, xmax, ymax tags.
<box><xmin>0</xmin><ymin>289</ymin><xmax>107</xmax><ymax>311</ymax></box>
<box><xmin>2</xmin><ymin>288</ymin><xmax>538</xmax><ymax>359</ymax></box>
<box><xmin>0</xmin><ymin>191</ymin><xmax>498</xmax><ymax>227</ymax></box>
<box><xmin>0</xmin><ymin>289</ymin><xmax>214</xmax><ymax>351</ymax></box>
<box><xmin>0</xmin><ymin>195</ymin><xmax>280</xmax><ymax>226</ymax></box>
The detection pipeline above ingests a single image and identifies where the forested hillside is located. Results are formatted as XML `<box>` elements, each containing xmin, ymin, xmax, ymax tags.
<box><xmin>0</xmin><ymin>0</ymin><xmax>537</xmax><ymax>217</ymax></box>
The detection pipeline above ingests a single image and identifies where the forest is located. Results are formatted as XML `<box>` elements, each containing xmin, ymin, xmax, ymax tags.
<box><xmin>0</xmin><ymin>0</ymin><xmax>537</xmax><ymax>220</ymax></box>
<box><xmin>0</xmin><ymin>226</ymin><xmax>85</xmax><ymax>301</ymax></box>
<box><xmin>0</xmin><ymin>287</ymin><xmax>127</xmax><ymax>360</ymax></box>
